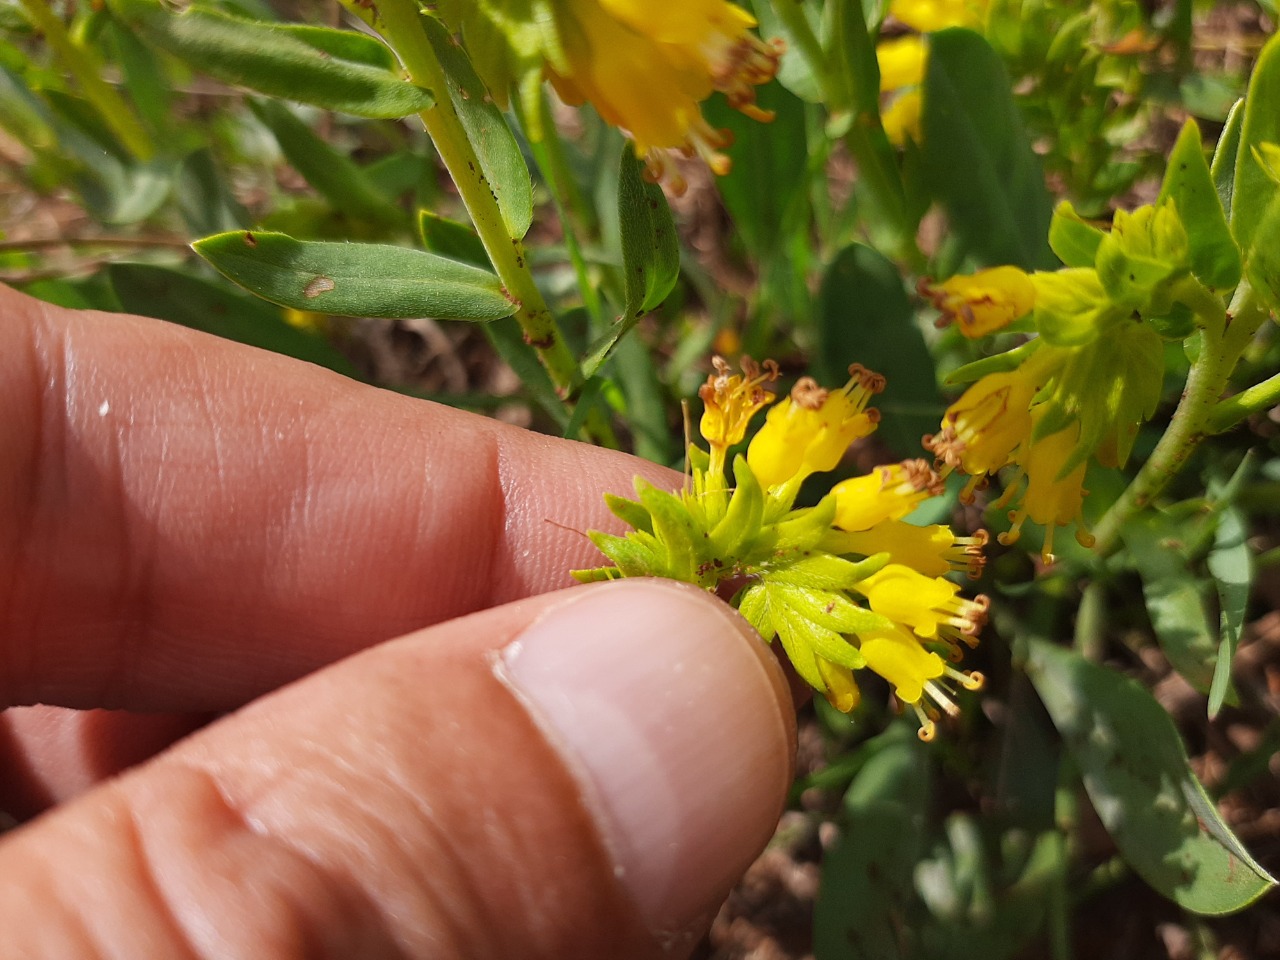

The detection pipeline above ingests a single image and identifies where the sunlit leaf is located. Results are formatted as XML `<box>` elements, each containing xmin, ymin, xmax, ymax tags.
<box><xmin>109</xmin><ymin>0</ymin><xmax>434</xmax><ymax>118</ymax></box>
<box><xmin>1028</xmin><ymin>641</ymin><xmax>1274</xmax><ymax>915</ymax></box>
<box><xmin>194</xmin><ymin>230</ymin><xmax>515</xmax><ymax>321</ymax></box>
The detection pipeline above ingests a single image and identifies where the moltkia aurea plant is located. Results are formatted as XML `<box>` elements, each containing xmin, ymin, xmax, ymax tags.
<box><xmin>8</xmin><ymin>0</ymin><xmax>1280</xmax><ymax>945</ymax></box>
<box><xmin>575</xmin><ymin>359</ymin><xmax>987</xmax><ymax>740</ymax></box>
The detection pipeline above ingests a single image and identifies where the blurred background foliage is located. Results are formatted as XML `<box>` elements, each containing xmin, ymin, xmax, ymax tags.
<box><xmin>2</xmin><ymin>0</ymin><xmax>1280</xmax><ymax>957</ymax></box>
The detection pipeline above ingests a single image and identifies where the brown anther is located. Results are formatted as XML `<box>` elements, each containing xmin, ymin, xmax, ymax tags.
<box><xmin>847</xmin><ymin>363</ymin><xmax>887</xmax><ymax>394</ymax></box>
<box><xmin>898</xmin><ymin>458</ymin><xmax>946</xmax><ymax>496</ymax></box>
<box><xmin>790</xmin><ymin>376</ymin><xmax>829</xmax><ymax>410</ymax></box>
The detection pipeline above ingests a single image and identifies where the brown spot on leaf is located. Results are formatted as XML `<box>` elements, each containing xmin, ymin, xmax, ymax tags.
<box><xmin>304</xmin><ymin>276</ymin><xmax>335</xmax><ymax>299</ymax></box>
<box><xmin>244</xmin><ymin>232</ymin><xmax>257</xmax><ymax>246</ymax></box>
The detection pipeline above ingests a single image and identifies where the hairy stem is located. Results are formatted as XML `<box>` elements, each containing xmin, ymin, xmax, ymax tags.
<box><xmin>1091</xmin><ymin>286</ymin><xmax>1271</xmax><ymax>554</ymax></box>
<box><xmin>373</xmin><ymin>0</ymin><xmax>580</xmax><ymax>398</ymax></box>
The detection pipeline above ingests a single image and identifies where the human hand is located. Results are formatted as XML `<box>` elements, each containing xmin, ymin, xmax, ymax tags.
<box><xmin>0</xmin><ymin>284</ymin><xmax>796</xmax><ymax>959</ymax></box>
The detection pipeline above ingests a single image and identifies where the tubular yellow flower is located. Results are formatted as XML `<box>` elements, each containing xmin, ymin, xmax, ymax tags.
<box><xmin>889</xmin><ymin>0</ymin><xmax>987</xmax><ymax>31</ymax></box>
<box><xmin>919</xmin><ymin>266</ymin><xmax>1036</xmax><ymax>338</ymax></box>
<box><xmin>858</xmin><ymin>626</ymin><xmax>984</xmax><ymax>741</ymax></box>
<box><xmin>998</xmin><ymin>415</ymin><xmax>1095</xmax><ymax>563</ymax></box>
<box><xmin>924</xmin><ymin>368</ymin><xmax>1040</xmax><ymax>499</ymax></box>
<box><xmin>548</xmin><ymin>0</ymin><xmax>783</xmax><ymax>190</ymax></box>
<box><xmin>831</xmin><ymin>459</ymin><xmax>943</xmax><ymax>532</ymax></box>
<box><xmin>855</xmin><ymin>564</ymin><xmax>989</xmax><ymax>646</ymax></box>
<box><xmin>817</xmin><ymin>658</ymin><xmax>861</xmax><ymax>713</ymax></box>
<box><xmin>746</xmin><ymin>365</ymin><xmax>885</xmax><ymax>490</ymax></box>
<box><xmin>699</xmin><ymin>355</ymin><xmax>779</xmax><ymax>477</ymax></box>
<box><xmin>825</xmin><ymin>521</ymin><xmax>988</xmax><ymax>580</ymax></box>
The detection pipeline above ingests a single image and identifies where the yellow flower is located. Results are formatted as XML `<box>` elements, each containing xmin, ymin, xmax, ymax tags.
<box><xmin>876</xmin><ymin>36</ymin><xmax>925</xmax><ymax>146</ymax></box>
<box><xmin>548</xmin><ymin>0</ymin><xmax>782</xmax><ymax>190</ymax></box>
<box><xmin>698</xmin><ymin>355</ymin><xmax>779</xmax><ymax>477</ymax></box>
<box><xmin>998</xmin><ymin>414</ymin><xmax>1095</xmax><ymax>563</ymax></box>
<box><xmin>824</xmin><ymin>520</ymin><xmax>988</xmax><ymax>580</ymax></box>
<box><xmin>858</xmin><ymin>626</ymin><xmax>983</xmax><ymax>741</ymax></box>
<box><xmin>919</xmin><ymin>266</ymin><xmax>1037</xmax><ymax>338</ymax></box>
<box><xmin>889</xmin><ymin>0</ymin><xmax>987</xmax><ymax>32</ymax></box>
<box><xmin>831</xmin><ymin>459</ymin><xmax>943</xmax><ymax>532</ymax></box>
<box><xmin>925</xmin><ymin>368</ymin><xmax>1040</xmax><ymax>498</ymax></box>
<box><xmin>818</xmin><ymin>658</ymin><xmax>861</xmax><ymax>713</ymax></box>
<box><xmin>877</xmin><ymin>35</ymin><xmax>927</xmax><ymax>91</ymax></box>
<box><xmin>881</xmin><ymin>89</ymin><xmax>923</xmax><ymax>147</ymax></box>
<box><xmin>855</xmin><ymin>564</ymin><xmax>989</xmax><ymax>648</ymax></box>
<box><xmin>746</xmin><ymin>365</ymin><xmax>885</xmax><ymax>490</ymax></box>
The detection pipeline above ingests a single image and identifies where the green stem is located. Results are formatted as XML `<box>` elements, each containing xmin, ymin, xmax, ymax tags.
<box><xmin>21</xmin><ymin>0</ymin><xmax>152</xmax><ymax>161</ymax></box>
<box><xmin>1091</xmin><ymin>286</ymin><xmax>1270</xmax><ymax>554</ymax></box>
<box><xmin>373</xmin><ymin>0</ymin><xmax>579</xmax><ymax>399</ymax></box>
<box><xmin>1208</xmin><ymin>369</ymin><xmax>1280</xmax><ymax>432</ymax></box>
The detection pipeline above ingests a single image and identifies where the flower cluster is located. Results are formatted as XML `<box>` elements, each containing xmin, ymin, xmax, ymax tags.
<box><xmin>440</xmin><ymin>0</ymin><xmax>782</xmax><ymax>192</ymax></box>
<box><xmin>920</xmin><ymin>187</ymin><xmax>1223</xmax><ymax>562</ymax></box>
<box><xmin>576</xmin><ymin>358</ymin><xmax>988</xmax><ymax>740</ymax></box>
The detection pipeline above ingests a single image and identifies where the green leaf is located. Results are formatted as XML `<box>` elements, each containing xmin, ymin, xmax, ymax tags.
<box><xmin>193</xmin><ymin>230</ymin><xmax>516</xmax><ymax>321</ymax></box>
<box><xmin>418</xmin><ymin>210</ymin><xmax>489</xmax><ymax>267</ymax></box>
<box><xmin>816</xmin><ymin>243</ymin><xmax>942</xmax><ymax>458</ymax></box>
<box><xmin>943</xmin><ymin>338</ymin><xmax>1042</xmax><ymax>386</ymax></box>
<box><xmin>921</xmin><ymin>29</ymin><xmax>1054</xmax><ymax>269</ymax></box>
<box><xmin>482</xmin><ymin>316</ymin><xmax>569</xmax><ymax>427</ymax></box>
<box><xmin>1027</xmin><ymin>641</ymin><xmax>1275</xmax><ymax>915</ymax></box>
<box><xmin>1121</xmin><ymin>513</ymin><xmax>1218</xmax><ymax>692</ymax></box>
<box><xmin>247</xmin><ymin>98</ymin><xmax>402</xmax><ymax>226</ymax></box>
<box><xmin>1030</xmin><ymin>268</ymin><xmax>1123</xmax><ymax>348</ymax></box>
<box><xmin>705</xmin><ymin>79</ymin><xmax>811</xmax><ymax>261</ymax></box>
<box><xmin>1207</xmin><ymin>503</ymin><xmax>1250</xmax><ymax>718</ymax></box>
<box><xmin>1230</xmin><ymin>30</ymin><xmax>1280</xmax><ymax>252</ymax></box>
<box><xmin>751</xmin><ymin>0</ymin><xmax>822</xmax><ymax>102</ymax></box>
<box><xmin>109</xmin><ymin>0</ymin><xmax>434</xmax><ymax>118</ymax></box>
<box><xmin>1211</xmin><ymin>98</ymin><xmax>1244</xmax><ymax>220</ymax></box>
<box><xmin>1093</xmin><ymin>204</ymin><xmax>1190</xmax><ymax>312</ymax></box>
<box><xmin>814</xmin><ymin>725</ymin><xmax>931</xmax><ymax>960</ymax></box>
<box><xmin>107</xmin><ymin>263</ymin><xmax>358</xmax><ymax>376</ymax></box>
<box><xmin>710</xmin><ymin>457</ymin><xmax>766</xmax><ymax>557</ymax></box>
<box><xmin>1048</xmin><ymin>200</ymin><xmax>1104</xmax><ymax>268</ymax></box>
<box><xmin>635</xmin><ymin>479</ymin><xmax>705</xmax><ymax>582</ymax></box>
<box><xmin>423</xmin><ymin>15</ymin><xmax>532</xmax><ymax>240</ymax></box>
<box><xmin>603</xmin><ymin>493</ymin><xmax>652</xmax><ymax>536</ymax></box>
<box><xmin>1157</xmin><ymin>120</ymin><xmax>1241</xmax><ymax>290</ymax></box>
<box><xmin>581</xmin><ymin>147</ymin><xmax>678</xmax><ymax>377</ymax></box>
<box><xmin>1244</xmin><ymin>191</ymin><xmax>1280</xmax><ymax>312</ymax></box>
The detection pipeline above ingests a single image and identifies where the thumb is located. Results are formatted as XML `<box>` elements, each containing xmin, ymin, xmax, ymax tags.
<box><xmin>0</xmin><ymin>580</ymin><xmax>795</xmax><ymax>959</ymax></box>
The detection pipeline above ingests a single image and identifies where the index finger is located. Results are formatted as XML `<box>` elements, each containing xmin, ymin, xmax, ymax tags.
<box><xmin>0</xmin><ymin>284</ymin><xmax>678</xmax><ymax>713</ymax></box>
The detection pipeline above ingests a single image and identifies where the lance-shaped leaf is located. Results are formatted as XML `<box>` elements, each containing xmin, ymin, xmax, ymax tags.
<box><xmin>582</xmin><ymin>148</ymin><xmax>679</xmax><ymax>378</ymax></box>
<box><xmin>247</xmin><ymin>99</ymin><xmax>402</xmax><ymax>226</ymax></box>
<box><xmin>921</xmin><ymin>29</ymin><xmax>1054</xmax><ymax>270</ymax></box>
<box><xmin>423</xmin><ymin>15</ymin><xmax>532</xmax><ymax>241</ymax></box>
<box><xmin>109</xmin><ymin>0</ymin><xmax>434</xmax><ymax>118</ymax></box>
<box><xmin>1211</xmin><ymin>99</ymin><xmax>1245</xmax><ymax>218</ymax></box>
<box><xmin>1121</xmin><ymin>512</ymin><xmax>1218</xmax><ymax>692</ymax></box>
<box><xmin>1158</xmin><ymin>120</ymin><xmax>1241</xmax><ymax>290</ymax></box>
<box><xmin>193</xmin><ymin>230</ymin><xmax>516</xmax><ymax>321</ymax></box>
<box><xmin>1230</xmin><ymin>31</ymin><xmax>1280</xmax><ymax>252</ymax></box>
<box><xmin>1048</xmin><ymin>200</ymin><xmax>1105</xmax><ymax>268</ymax></box>
<box><xmin>1208</xmin><ymin>503</ymin><xmax>1250</xmax><ymax>718</ymax></box>
<box><xmin>1028</xmin><ymin>641</ymin><xmax>1274</xmax><ymax>915</ymax></box>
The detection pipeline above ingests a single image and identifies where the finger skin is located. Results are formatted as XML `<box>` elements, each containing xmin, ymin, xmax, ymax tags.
<box><xmin>0</xmin><ymin>582</ymin><xmax>796</xmax><ymax>960</ymax></box>
<box><xmin>0</xmin><ymin>284</ymin><xmax>677</xmax><ymax>712</ymax></box>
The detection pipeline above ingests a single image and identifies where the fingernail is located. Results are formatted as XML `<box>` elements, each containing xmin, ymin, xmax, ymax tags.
<box><xmin>497</xmin><ymin>579</ymin><xmax>795</xmax><ymax>942</ymax></box>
